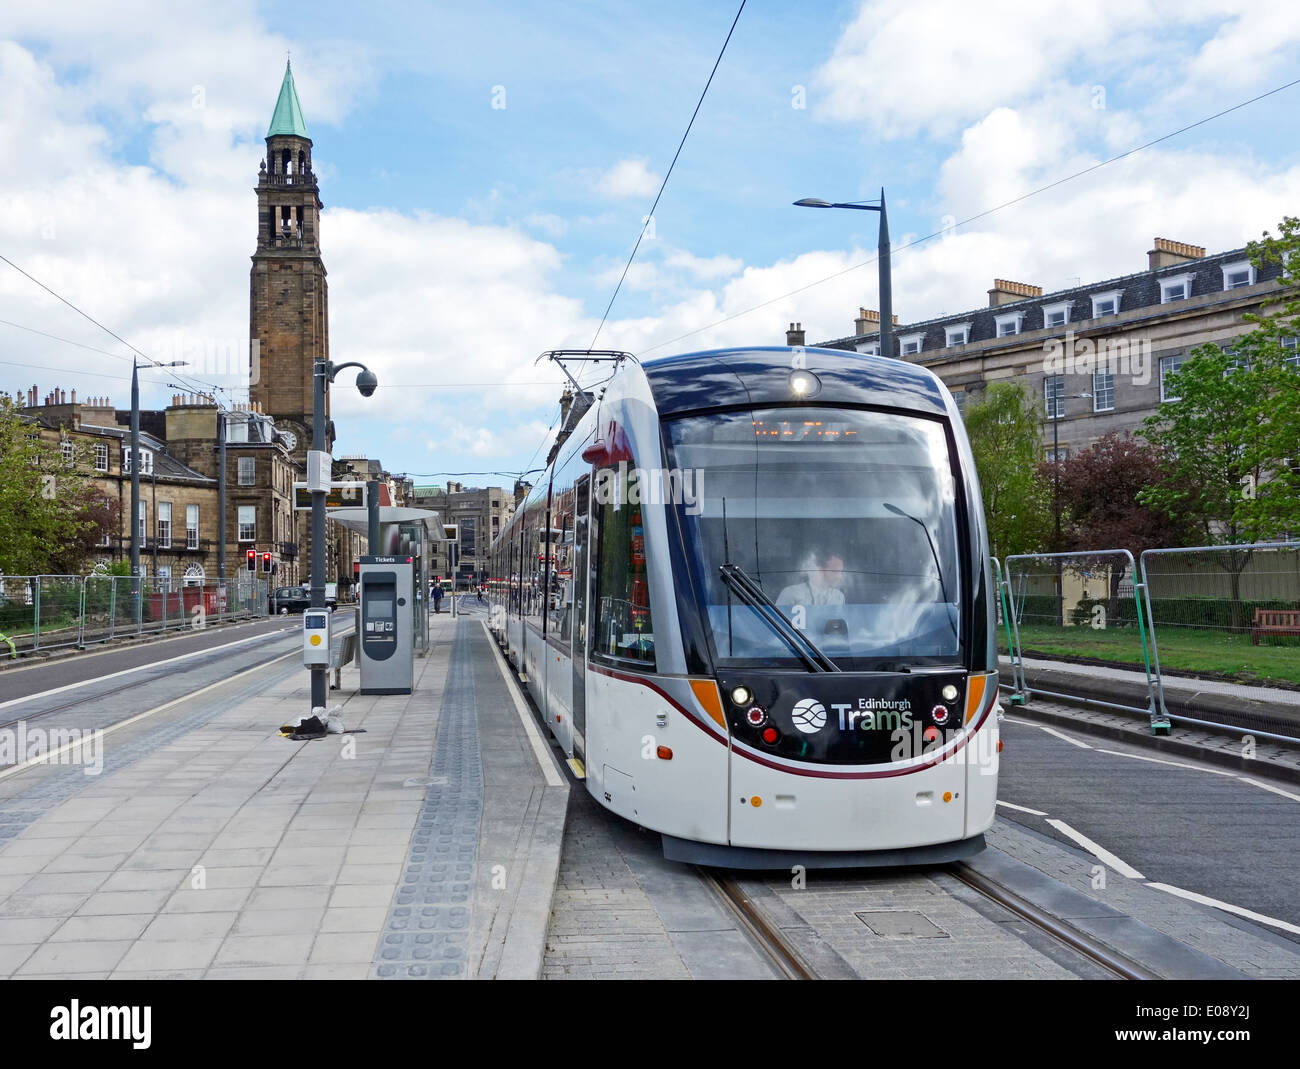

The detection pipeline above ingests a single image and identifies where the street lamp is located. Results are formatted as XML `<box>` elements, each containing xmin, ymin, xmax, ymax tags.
<box><xmin>794</xmin><ymin>189</ymin><xmax>892</xmax><ymax>359</ymax></box>
<box><xmin>129</xmin><ymin>357</ymin><xmax>187</xmax><ymax>592</ymax></box>
<box><xmin>1049</xmin><ymin>389</ymin><xmax>1090</xmax><ymax>627</ymax></box>
<box><xmin>307</xmin><ymin>358</ymin><xmax>377</xmax><ymax>714</ymax></box>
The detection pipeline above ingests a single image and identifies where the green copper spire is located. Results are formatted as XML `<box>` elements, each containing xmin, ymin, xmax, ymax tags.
<box><xmin>267</xmin><ymin>59</ymin><xmax>309</xmax><ymax>139</ymax></box>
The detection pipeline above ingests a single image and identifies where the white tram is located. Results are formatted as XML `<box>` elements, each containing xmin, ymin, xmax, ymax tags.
<box><xmin>489</xmin><ymin>347</ymin><xmax>1001</xmax><ymax>867</ymax></box>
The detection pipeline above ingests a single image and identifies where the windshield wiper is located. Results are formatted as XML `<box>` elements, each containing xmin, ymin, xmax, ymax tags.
<box><xmin>719</xmin><ymin>563</ymin><xmax>841</xmax><ymax>673</ymax></box>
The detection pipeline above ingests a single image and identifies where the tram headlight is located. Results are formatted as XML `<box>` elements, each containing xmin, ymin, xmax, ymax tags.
<box><xmin>941</xmin><ymin>684</ymin><xmax>959</xmax><ymax>702</ymax></box>
<box><xmin>789</xmin><ymin>369</ymin><xmax>820</xmax><ymax>397</ymax></box>
<box><xmin>730</xmin><ymin>685</ymin><xmax>753</xmax><ymax>706</ymax></box>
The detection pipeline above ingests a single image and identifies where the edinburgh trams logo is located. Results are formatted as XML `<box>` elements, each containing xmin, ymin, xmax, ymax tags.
<box><xmin>789</xmin><ymin>698</ymin><xmax>827</xmax><ymax>733</ymax></box>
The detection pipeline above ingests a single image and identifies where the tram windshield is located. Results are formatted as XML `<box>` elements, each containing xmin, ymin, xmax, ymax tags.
<box><xmin>664</xmin><ymin>406</ymin><xmax>962</xmax><ymax>671</ymax></box>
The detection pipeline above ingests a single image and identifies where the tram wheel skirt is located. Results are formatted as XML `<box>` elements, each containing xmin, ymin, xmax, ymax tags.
<box><xmin>661</xmin><ymin>832</ymin><xmax>986</xmax><ymax>870</ymax></box>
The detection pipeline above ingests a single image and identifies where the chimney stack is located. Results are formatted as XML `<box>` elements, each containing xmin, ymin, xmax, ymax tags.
<box><xmin>786</xmin><ymin>322</ymin><xmax>806</xmax><ymax>346</ymax></box>
<box><xmin>988</xmin><ymin>279</ymin><xmax>1043</xmax><ymax>307</ymax></box>
<box><xmin>1148</xmin><ymin>237</ymin><xmax>1205</xmax><ymax>270</ymax></box>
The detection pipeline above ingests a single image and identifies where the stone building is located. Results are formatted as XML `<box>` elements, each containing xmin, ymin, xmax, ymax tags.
<box><xmin>409</xmin><ymin>482</ymin><xmax>516</xmax><ymax>588</ymax></box>
<box><xmin>811</xmin><ymin>237</ymin><xmax>1293</xmax><ymax>459</ymax></box>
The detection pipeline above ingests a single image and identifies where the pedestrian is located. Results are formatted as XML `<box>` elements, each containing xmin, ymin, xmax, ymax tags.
<box><xmin>432</xmin><ymin>581</ymin><xmax>443</xmax><ymax>614</ymax></box>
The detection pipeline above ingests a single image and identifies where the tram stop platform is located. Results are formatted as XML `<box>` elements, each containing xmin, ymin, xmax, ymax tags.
<box><xmin>0</xmin><ymin>610</ymin><xmax>571</xmax><ymax>979</ymax></box>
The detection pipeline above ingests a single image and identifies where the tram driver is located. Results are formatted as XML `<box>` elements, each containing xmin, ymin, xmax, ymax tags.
<box><xmin>775</xmin><ymin>551</ymin><xmax>847</xmax><ymax>608</ymax></box>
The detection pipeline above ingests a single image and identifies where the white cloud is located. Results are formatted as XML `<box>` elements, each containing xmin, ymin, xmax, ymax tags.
<box><xmin>596</xmin><ymin>156</ymin><xmax>659</xmax><ymax>198</ymax></box>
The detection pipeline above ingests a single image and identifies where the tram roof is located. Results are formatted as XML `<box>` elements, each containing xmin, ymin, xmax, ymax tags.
<box><xmin>640</xmin><ymin>346</ymin><xmax>950</xmax><ymax>417</ymax></box>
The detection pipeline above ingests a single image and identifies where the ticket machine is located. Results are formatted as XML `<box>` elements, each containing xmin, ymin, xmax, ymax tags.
<box><xmin>358</xmin><ymin>556</ymin><xmax>414</xmax><ymax>694</ymax></box>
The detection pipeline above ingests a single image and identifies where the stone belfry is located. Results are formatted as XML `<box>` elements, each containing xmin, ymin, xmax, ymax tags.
<box><xmin>249</xmin><ymin>59</ymin><xmax>330</xmax><ymax>456</ymax></box>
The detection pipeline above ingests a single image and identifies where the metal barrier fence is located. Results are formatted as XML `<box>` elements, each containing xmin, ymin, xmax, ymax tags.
<box><xmin>1139</xmin><ymin>541</ymin><xmax>1300</xmax><ymax>737</ymax></box>
<box><xmin>0</xmin><ymin>574</ymin><xmax>268</xmax><ymax>657</ymax></box>
<box><xmin>991</xmin><ymin>558</ymin><xmax>1026</xmax><ymax>704</ymax></box>
<box><xmin>1000</xmin><ymin>550</ymin><xmax>1168</xmax><ymax>732</ymax></box>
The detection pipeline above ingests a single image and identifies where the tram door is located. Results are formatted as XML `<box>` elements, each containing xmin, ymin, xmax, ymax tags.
<box><xmin>571</xmin><ymin>476</ymin><xmax>591</xmax><ymax>762</ymax></box>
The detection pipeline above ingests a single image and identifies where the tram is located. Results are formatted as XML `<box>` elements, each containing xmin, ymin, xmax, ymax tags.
<box><xmin>488</xmin><ymin>346</ymin><xmax>1000</xmax><ymax>867</ymax></box>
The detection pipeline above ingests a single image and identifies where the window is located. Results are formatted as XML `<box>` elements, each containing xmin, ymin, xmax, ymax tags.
<box><xmin>60</xmin><ymin>438</ymin><xmax>74</xmax><ymax>465</ymax></box>
<box><xmin>592</xmin><ymin>465</ymin><xmax>654</xmax><ymax>668</ymax></box>
<box><xmin>1091</xmin><ymin>290</ymin><xmax>1123</xmax><ymax>318</ymax></box>
<box><xmin>99</xmin><ymin>500</ymin><xmax>112</xmax><ymax>547</ymax></box>
<box><xmin>1160</xmin><ymin>273</ymin><xmax>1193</xmax><ymax>303</ymax></box>
<box><xmin>137</xmin><ymin>502</ymin><xmax>147</xmax><ymax>543</ymax></box>
<box><xmin>122</xmin><ymin>447</ymin><xmax>153</xmax><ymax>475</ymax></box>
<box><xmin>953</xmin><ymin>390</ymin><xmax>966</xmax><ymax>415</ymax></box>
<box><xmin>238</xmin><ymin>456</ymin><xmax>256</xmax><ymax>486</ymax></box>
<box><xmin>1042</xmin><ymin>301</ymin><xmax>1071</xmax><ymax>329</ymax></box>
<box><xmin>238</xmin><ymin>506</ymin><xmax>256</xmax><ymax>542</ymax></box>
<box><xmin>1283</xmin><ymin>336</ymin><xmax>1299</xmax><ymax>371</ymax></box>
<box><xmin>899</xmin><ymin>332</ymin><xmax>924</xmax><ymax>356</ymax></box>
<box><xmin>157</xmin><ymin>502</ymin><xmax>172</xmax><ymax>548</ymax></box>
<box><xmin>186</xmin><ymin>504</ymin><xmax>199</xmax><ymax>549</ymax></box>
<box><xmin>1221</xmin><ymin>342</ymin><xmax>1249</xmax><ymax>374</ymax></box>
<box><xmin>856</xmin><ymin>341</ymin><xmax>880</xmax><ymax>356</ymax></box>
<box><xmin>996</xmin><ymin>312</ymin><xmax>1024</xmax><ymax>337</ymax></box>
<box><xmin>95</xmin><ymin>441</ymin><xmax>109</xmax><ymax>472</ymax></box>
<box><xmin>1044</xmin><ymin>375</ymin><xmax>1065</xmax><ymax>419</ymax></box>
<box><xmin>1221</xmin><ymin>261</ymin><xmax>1255</xmax><ymax>290</ymax></box>
<box><xmin>1045</xmin><ymin>447</ymin><xmax>1070</xmax><ymax>463</ymax></box>
<box><xmin>1160</xmin><ymin>355</ymin><xmax>1187</xmax><ymax>402</ymax></box>
<box><xmin>946</xmin><ymin>323</ymin><xmax>971</xmax><ymax>347</ymax></box>
<box><xmin>1093</xmin><ymin>369</ymin><xmax>1115</xmax><ymax>412</ymax></box>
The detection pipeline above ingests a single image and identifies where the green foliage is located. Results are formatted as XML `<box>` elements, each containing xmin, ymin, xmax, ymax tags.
<box><xmin>0</xmin><ymin>396</ymin><xmax>100</xmax><ymax>575</ymax></box>
<box><xmin>963</xmin><ymin>381</ymin><xmax>1052</xmax><ymax>559</ymax></box>
<box><xmin>1139</xmin><ymin>216</ymin><xmax>1300</xmax><ymax>544</ymax></box>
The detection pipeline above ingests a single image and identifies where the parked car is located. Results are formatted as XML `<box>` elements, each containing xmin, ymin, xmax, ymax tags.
<box><xmin>270</xmin><ymin>586</ymin><xmax>311</xmax><ymax>615</ymax></box>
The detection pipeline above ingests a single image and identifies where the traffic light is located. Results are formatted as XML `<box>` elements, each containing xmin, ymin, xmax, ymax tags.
<box><xmin>261</xmin><ymin>552</ymin><xmax>273</xmax><ymax>573</ymax></box>
<box><xmin>246</xmin><ymin>549</ymin><xmax>256</xmax><ymax>572</ymax></box>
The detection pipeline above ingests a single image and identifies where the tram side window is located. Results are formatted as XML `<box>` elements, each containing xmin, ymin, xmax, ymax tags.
<box><xmin>525</xmin><ymin>516</ymin><xmax>543</xmax><ymax>623</ymax></box>
<box><xmin>593</xmin><ymin>467</ymin><xmax>655</xmax><ymax>668</ymax></box>
<box><xmin>548</xmin><ymin>516</ymin><xmax>573</xmax><ymax>647</ymax></box>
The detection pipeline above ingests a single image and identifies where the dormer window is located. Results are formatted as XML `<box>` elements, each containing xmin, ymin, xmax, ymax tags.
<box><xmin>899</xmin><ymin>332</ymin><xmax>925</xmax><ymax>356</ymax></box>
<box><xmin>1041</xmin><ymin>301</ymin><xmax>1072</xmax><ymax>329</ymax></box>
<box><xmin>1221</xmin><ymin>261</ymin><xmax>1255</xmax><ymax>290</ymax></box>
<box><xmin>1160</xmin><ymin>273</ymin><xmax>1193</xmax><ymax>303</ymax></box>
<box><xmin>1091</xmin><ymin>289</ymin><xmax>1123</xmax><ymax>318</ymax></box>
<box><xmin>122</xmin><ymin>446</ymin><xmax>153</xmax><ymax>476</ymax></box>
<box><xmin>995</xmin><ymin>311</ymin><xmax>1024</xmax><ymax>337</ymax></box>
<box><xmin>856</xmin><ymin>340</ymin><xmax>880</xmax><ymax>357</ymax></box>
<box><xmin>946</xmin><ymin>323</ymin><xmax>971</xmax><ymax>347</ymax></box>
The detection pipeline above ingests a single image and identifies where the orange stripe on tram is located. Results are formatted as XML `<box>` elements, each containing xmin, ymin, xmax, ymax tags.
<box><xmin>690</xmin><ymin>679</ymin><xmax>728</xmax><ymax>730</ymax></box>
<box><xmin>964</xmin><ymin>673</ymin><xmax>989</xmax><ymax>724</ymax></box>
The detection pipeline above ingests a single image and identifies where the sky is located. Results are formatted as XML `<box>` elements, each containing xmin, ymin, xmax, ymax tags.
<box><xmin>3</xmin><ymin>1</ymin><xmax>1300</xmax><ymax>489</ymax></box>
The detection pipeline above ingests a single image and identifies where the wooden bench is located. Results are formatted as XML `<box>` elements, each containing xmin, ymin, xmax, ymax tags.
<box><xmin>1251</xmin><ymin>608</ymin><xmax>1300</xmax><ymax>645</ymax></box>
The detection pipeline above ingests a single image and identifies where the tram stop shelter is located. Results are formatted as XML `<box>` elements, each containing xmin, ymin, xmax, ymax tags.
<box><xmin>329</xmin><ymin>506</ymin><xmax>449</xmax><ymax>655</ymax></box>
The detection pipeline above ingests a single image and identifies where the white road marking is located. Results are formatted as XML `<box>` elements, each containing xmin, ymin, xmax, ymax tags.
<box><xmin>1094</xmin><ymin>748</ymin><xmax>1236</xmax><ymax>775</ymax></box>
<box><xmin>1236</xmin><ymin>777</ymin><xmax>1300</xmax><ymax>803</ymax></box>
<box><xmin>1045</xmin><ymin>819</ymin><xmax>1145</xmax><ymax>879</ymax></box>
<box><xmin>481</xmin><ymin>621</ymin><xmax>563</xmax><ymax>787</ymax></box>
<box><xmin>0</xmin><ymin>650</ymin><xmax>297</xmax><ymax>782</ymax></box>
<box><xmin>1145</xmin><ymin>882</ymin><xmax>1300</xmax><ymax>937</ymax></box>
<box><xmin>996</xmin><ymin>799</ymin><xmax>1048</xmax><ymax>816</ymax></box>
<box><xmin>1005</xmin><ymin>718</ymin><xmax>1092</xmax><ymax>749</ymax></box>
<box><xmin>0</xmin><ymin>628</ymin><xmax>291</xmax><ymax>712</ymax></box>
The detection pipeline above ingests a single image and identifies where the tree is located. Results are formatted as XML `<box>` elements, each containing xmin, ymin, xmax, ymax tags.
<box><xmin>1052</xmin><ymin>430</ymin><xmax>1195</xmax><ymax>601</ymax></box>
<box><xmin>0</xmin><ymin>396</ymin><xmax>99</xmax><ymax>576</ymax></box>
<box><xmin>963</xmin><ymin>381</ymin><xmax>1052</xmax><ymax>559</ymax></box>
<box><xmin>1138</xmin><ymin>215</ymin><xmax>1300</xmax><ymax>626</ymax></box>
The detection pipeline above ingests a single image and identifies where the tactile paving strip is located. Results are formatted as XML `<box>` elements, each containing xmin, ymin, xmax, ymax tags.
<box><xmin>374</xmin><ymin>622</ymin><xmax>483</xmax><ymax>979</ymax></box>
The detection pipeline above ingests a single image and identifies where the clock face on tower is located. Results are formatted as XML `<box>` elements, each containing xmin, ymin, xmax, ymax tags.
<box><xmin>277</xmin><ymin>429</ymin><xmax>298</xmax><ymax>453</ymax></box>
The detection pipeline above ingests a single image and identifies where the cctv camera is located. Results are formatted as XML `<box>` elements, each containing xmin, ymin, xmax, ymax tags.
<box><xmin>356</xmin><ymin>369</ymin><xmax>378</xmax><ymax>397</ymax></box>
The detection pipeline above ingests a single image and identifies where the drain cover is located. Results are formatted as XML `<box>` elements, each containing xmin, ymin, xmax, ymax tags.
<box><xmin>855</xmin><ymin>910</ymin><xmax>949</xmax><ymax>939</ymax></box>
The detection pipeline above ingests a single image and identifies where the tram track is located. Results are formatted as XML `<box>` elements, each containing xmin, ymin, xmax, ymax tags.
<box><xmin>702</xmin><ymin>869</ymin><xmax>821</xmax><ymax>979</ymax></box>
<box><xmin>948</xmin><ymin>862</ymin><xmax>1156</xmax><ymax>980</ymax></box>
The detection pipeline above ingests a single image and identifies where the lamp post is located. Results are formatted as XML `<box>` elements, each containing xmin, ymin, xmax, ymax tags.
<box><xmin>794</xmin><ymin>189</ymin><xmax>892</xmax><ymax>359</ymax></box>
<box><xmin>309</xmin><ymin>357</ymin><xmax>377</xmax><ymax>714</ymax></box>
<box><xmin>129</xmin><ymin>357</ymin><xmax>187</xmax><ymax>627</ymax></box>
<box><xmin>1049</xmin><ymin>389</ymin><xmax>1091</xmax><ymax>625</ymax></box>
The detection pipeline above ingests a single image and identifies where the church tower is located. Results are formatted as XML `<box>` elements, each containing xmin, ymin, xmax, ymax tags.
<box><xmin>249</xmin><ymin>60</ymin><xmax>330</xmax><ymax>456</ymax></box>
